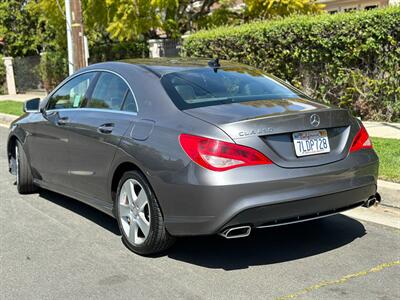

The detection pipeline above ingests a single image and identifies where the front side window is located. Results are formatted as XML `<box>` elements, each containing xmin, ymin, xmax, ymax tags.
<box><xmin>88</xmin><ymin>72</ymin><xmax>129</xmax><ymax>110</ymax></box>
<box><xmin>47</xmin><ymin>73</ymin><xmax>95</xmax><ymax>110</ymax></box>
<box><xmin>161</xmin><ymin>67</ymin><xmax>301</xmax><ymax>110</ymax></box>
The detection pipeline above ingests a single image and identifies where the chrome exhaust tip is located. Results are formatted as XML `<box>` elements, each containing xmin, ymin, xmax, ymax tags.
<box><xmin>219</xmin><ymin>225</ymin><xmax>251</xmax><ymax>239</ymax></box>
<box><xmin>363</xmin><ymin>193</ymin><xmax>380</xmax><ymax>208</ymax></box>
<box><xmin>364</xmin><ymin>198</ymin><xmax>375</xmax><ymax>208</ymax></box>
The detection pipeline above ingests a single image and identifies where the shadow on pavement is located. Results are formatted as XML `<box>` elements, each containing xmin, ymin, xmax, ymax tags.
<box><xmin>167</xmin><ymin>215</ymin><xmax>366</xmax><ymax>270</ymax></box>
<box><xmin>38</xmin><ymin>189</ymin><xmax>120</xmax><ymax>235</ymax></box>
<box><xmin>38</xmin><ymin>189</ymin><xmax>366</xmax><ymax>270</ymax></box>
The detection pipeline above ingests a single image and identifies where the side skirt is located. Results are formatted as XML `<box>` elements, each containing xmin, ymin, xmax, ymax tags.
<box><xmin>33</xmin><ymin>179</ymin><xmax>115</xmax><ymax>218</ymax></box>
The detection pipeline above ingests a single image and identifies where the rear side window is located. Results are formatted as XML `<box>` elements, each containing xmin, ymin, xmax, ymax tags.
<box><xmin>88</xmin><ymin>72</ymin><xmax>129</xmax><ymax>110</ymax></box>
<box><xmin>161</xmin><ymin>68</ymin><xmax>301</xmax><ymax>109</ymax></box>
<box><xmin>47</xmin><ymin>73</ymin><xmax>95</xmax><ymax>110</ymax></box>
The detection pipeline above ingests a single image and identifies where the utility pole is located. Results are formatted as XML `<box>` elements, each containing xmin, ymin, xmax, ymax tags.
<box><xmin>67</xmin><ymin>0</ymin><xmax>87</xmax><ymax>74</ymax></box>
<box><xmin>65</xmin><ymin>0</ymin><xmax>74</xmax><ymax>75</ymax></box>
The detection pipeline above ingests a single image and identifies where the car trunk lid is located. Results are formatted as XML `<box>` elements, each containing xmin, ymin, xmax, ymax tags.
<box><xmin>184</xmin><ymin>98</ymin><xmax>356</xmax><ymax>168</ymax></box>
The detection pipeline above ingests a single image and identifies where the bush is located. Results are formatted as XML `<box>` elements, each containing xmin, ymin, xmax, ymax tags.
<box><xmin>14</xmin><ymin>56</ymin><xmax>42</xmax><ymax>92</ymax></box>
<box><xmin>89</xmin><ymin>40</ymin><xmax>148</xmax><ymax>64</ymax></box>
<box><xmin>39</xmin><ymin>52</ymin><xmax>68</xmax><ymax>92</ymax></box>
<box><xmin>182</xmin><ymin>7</ymin><xmax>400</xmax><ymax>122</ymax></box>
<box><xmin>0</xmin><ymin>55</ymin><xmax>6</xmax><ymax>95</ymax></box>
<box><xmin>38</xmin><ymin>41</ymin><xmax>147</xmax><ymax>93</ymax></box>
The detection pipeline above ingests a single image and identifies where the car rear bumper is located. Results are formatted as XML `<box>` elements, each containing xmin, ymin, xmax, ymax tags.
<box><xmin>151</xmin><ymin>149</ymin><xmax>379</xmax><ymax>236</ymax></box>
<box><xmin>220</xmin><ymin>183</ymin><xmax>376</xmax><ymax>230</ymax></box>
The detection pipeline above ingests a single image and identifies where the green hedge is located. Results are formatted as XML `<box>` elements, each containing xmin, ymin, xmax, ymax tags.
<box><xmin>182</xmin><ymin>7</ymin><xmax>400</xmax><ymax>122</ymax></box>
<box><xmin>89</xmin><ymin>41</ymin><xmax>148</xmax><ymax>64</ymax></box>
<box><xmin>37</xmin><ymin>41</ymin><xmax>147</xmax><ymax>92</ymax></box>
<box><xmin>39</xmin><ymin>52</ymin><xmax>68</xmax><ymax>92</ymax></box>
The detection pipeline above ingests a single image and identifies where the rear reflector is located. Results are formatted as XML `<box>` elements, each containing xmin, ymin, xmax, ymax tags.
<box><xmin>179</xmin><ymin>134</ymin><xmax>272</xmax><ymax>171</ymax></box>
<box><xmin>350</xmin><ymin>123</ymin><xmax>373</xmax><ymax>153</ymax></box>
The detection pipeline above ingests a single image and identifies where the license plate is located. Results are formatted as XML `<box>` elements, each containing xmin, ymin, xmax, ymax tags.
<box><xmin>293</xmin><ymin>130</ymin><xmax>330</xmax><ymax>157</ymax></box>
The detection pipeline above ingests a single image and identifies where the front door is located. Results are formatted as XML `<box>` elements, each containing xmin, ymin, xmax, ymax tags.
<box><xmin>28</xmin><ymin>72</ymin><xmax>97</xmax><ymax>188</ymax></box>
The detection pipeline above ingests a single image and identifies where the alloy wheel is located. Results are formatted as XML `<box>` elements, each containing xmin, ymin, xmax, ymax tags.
<box><xmin>118</xmin><ymin>179</ymin><xmax>151</xmax><ymax>245</ymax></box>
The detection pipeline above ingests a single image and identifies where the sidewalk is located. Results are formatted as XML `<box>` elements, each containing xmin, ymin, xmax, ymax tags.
<box><xmin>0</xmin><ymin>92</ymin><xmax>47</xmax><ymax>102</ymax></box>
<box><xmin>378</xmin><ymin>180</ymin><xmax>400</xmax><ymax>209</ymax></box>
<box><xmin>363</xmin><ymin>121</ymin><xmax>400</xmax><ymax>139</ymax></box>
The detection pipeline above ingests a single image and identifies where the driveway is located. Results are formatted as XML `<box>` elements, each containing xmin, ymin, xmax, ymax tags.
<box><xmin>0</xmin><ymin>126</ymin><xmax>399</xmax><ymax>299</ymax></box>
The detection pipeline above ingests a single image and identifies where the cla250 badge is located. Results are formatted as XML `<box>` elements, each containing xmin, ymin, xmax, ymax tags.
<box><xmin>238</xmin><ymin>128</ymin><xmax>273</xmax><ymax>137</ymax></box>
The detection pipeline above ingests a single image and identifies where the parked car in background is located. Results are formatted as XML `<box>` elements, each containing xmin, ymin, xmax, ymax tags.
<box><xmin>7</xmin><ymin>58</ymin><xmax>379</xmax><ymax>255</ymax></box>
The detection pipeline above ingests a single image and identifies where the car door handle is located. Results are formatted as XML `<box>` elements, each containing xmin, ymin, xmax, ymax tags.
<box><xmin>97</xmin><ymin>123</ymin><xmax>114</xmax><ymax>134</ymax></box>
<box><xmin>57</xmin><ymin>117</ymin><xmax>69</xmax><ymax>126</ymax></box>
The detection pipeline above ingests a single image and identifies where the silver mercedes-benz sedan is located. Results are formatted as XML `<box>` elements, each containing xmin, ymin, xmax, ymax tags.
<box><xmin>7</xmin><ymin>58</ymin><xmax>379</xmax><ymax>255</ymax></box>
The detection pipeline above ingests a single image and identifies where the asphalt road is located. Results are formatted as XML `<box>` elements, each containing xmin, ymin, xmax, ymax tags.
<box><xmin>0</xmin><ymin>125</ymin><xmax>399</xmax><ymax>300</ymax></box>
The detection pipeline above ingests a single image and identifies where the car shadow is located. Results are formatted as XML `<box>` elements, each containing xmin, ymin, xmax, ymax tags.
<box><xmin>37</xmin><ymin>189</ymin><xmax>366</xmax><ymax>270</ymax></box>
<box><xmin>167</xmin><ymin>215</ymin><xmax>366</xmax><ymax>270</ymax></box>
<box><xmin>38</xmin><ymin>189</ymin><xmax>121</xmax><ymax>235</ymax></box>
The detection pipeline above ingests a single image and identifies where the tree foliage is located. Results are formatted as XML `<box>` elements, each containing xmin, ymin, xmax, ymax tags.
<box><xmin>97</xmin><ymin>0</ymin><xmax>324</xmax><ymax>39</ymax></box>
<box><xmin>0</xmin><ymin>0</ymin><xmax>327</xmax><ymax>57</ymax></box>
<box><xmin>103</xmin><ymin>0</ymin><xmax>222</xmax><ymax>39</ymax></box>
<box><xmin>244</xmin><ymin>0</ymin><xmax>324</xmax><ymax>19</ymax></box>
<box><xmin>36</xmin><ymin>0</ymin><xmax>236</xmax><ymax>42</ymax></box>
<box><xmin>0</xmin><ymin>0</ymin><xmax>43</xmax><ymax>56</ymax></box>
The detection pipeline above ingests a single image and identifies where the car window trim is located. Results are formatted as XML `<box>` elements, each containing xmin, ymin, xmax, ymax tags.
<box><xmin>80</xmin><ymin>72</ymin><xmax>101</xmax><ymax>108</ymax></box>
<box><xmin>45</xmin><ymin>107</ymin><xmax>139</xmax><ymax>116</ymax></box>
<box><xmin>120</xmin><ymin>89</ymin><xmax>131</xmax><ymax>111</ymax></box>
<box><xmin>44</xmin><ymin>69</ymin><xmax>139</xmax><ymax>113</ymax></box>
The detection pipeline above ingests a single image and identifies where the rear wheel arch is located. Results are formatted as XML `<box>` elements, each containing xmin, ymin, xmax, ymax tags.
<box><xmin>110</xmin><ymin>162</ymin><xmax>157</xmax><ymax>210</ymax></box>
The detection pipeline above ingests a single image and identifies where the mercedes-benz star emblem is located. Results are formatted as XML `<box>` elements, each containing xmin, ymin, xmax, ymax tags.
<box><xmin>310</xmin><ymin>114</ymin><xmax>320</xmax><ymax>127</ymax></box>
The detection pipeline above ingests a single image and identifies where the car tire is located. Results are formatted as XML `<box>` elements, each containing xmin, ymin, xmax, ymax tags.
<box><xmin>115</xmin><ymin>170</ymin><xmax>175</xmax><ymax>255</ymax></box>
<box><xmin>16</xmin><ymin>141</ymin><xmax>37</xmax><ymax>194</ymax></box>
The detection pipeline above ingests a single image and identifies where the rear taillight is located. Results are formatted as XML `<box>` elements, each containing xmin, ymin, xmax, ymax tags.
<box><xmin>179</xmin><ymin>134</ymin><xmax>272</xmax><ymax>171</ymax></box>
<box><xmin>350</xmin><ymin>123</ymin><xmax>372</xmax><ymax>153</ymax></box>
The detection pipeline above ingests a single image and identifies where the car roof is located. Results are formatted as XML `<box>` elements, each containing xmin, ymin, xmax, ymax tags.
<box><xmin>119</xmin><ymin>57</ymin><xmax>250</xmax><ymax>77</ymax></box>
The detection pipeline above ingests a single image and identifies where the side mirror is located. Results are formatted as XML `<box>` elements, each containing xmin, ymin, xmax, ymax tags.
<box><xmin>23</xmin><ymin>98</ymin><xmax>41</xmax><ymax>113</ymax></box>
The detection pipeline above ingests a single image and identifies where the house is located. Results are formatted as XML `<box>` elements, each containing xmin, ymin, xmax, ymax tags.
<box><xmin>316</xmin><ymin>0</ymin><xmax>399</xmax><ymax>14</ymax></box>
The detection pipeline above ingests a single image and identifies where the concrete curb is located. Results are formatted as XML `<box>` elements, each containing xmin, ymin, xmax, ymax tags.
<box><xmin>378</xmin><ymin>180</ymin><xmax>400</xmax><ymax>209</ymax></box>
<box><xmin>0</xmin><ymin>112</ymin><xmax>17</xmax><ymax>126</ymax></box>
<box><xmin>343</xmin><ymin>205</ymin><xmax>400</xmax><ymax>229</ymax></box>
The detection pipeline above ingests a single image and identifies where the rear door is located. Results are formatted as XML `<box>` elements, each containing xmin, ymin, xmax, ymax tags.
<box><xmin>65</xmin><ymin>71</ymin><xmax>138</xmax><ymax>203</ymax></box>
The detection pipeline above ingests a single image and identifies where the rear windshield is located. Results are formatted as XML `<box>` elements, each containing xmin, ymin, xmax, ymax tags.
<box><xmin>161</xmin><ymin>67</ymin><xmax>302</xmax><ymax>110</ymax></box>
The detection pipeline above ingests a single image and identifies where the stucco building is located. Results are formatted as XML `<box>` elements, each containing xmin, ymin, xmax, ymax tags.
<box><xmin>317</xmin><ymin>0</ymin><xmax>399</xmax><ymax>13</ymax></box>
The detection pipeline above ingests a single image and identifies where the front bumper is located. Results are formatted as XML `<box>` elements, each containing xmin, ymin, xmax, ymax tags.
<box><xmin>151</xmin><ymin>149</ymin><xmax>379</xmax><ymax>236</ymax></box>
